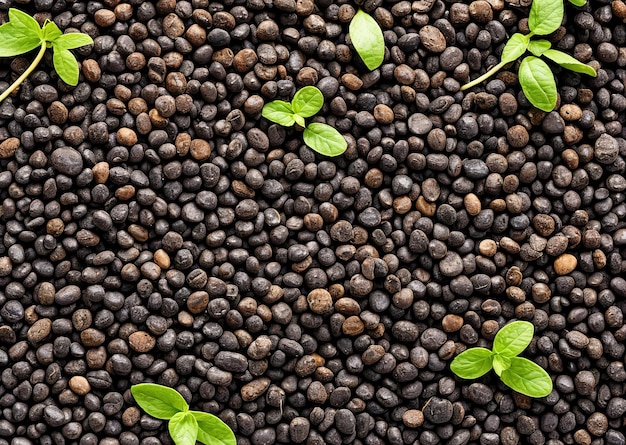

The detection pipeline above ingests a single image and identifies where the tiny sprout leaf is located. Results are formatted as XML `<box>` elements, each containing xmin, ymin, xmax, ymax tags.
<box><xmin>528</xmin><ymin>39</ymin><xmax>552</xmax><ymax>57</ymax></box>
<box><xmin>349</xmin><ymin>9</ymin><xmax>385</xmax><ymax>70</ymax></box>
<box><xmin>493</xmin><ymin>321</ymin><xmax>534</xmax><ymax>357</ymax></box>
<box><xmin>169</xmin><ymin>412</ymin><xmax>198</xmax><ymax>445</ymax></box>
<box><xmin>528</xmin><ymin>0</ymin><xmax>563</xmax><ymax>35</ymax></box>
<box><xmin>43</xmin><ymin>21</ymin><xmax>62</xmax><ymax>42</ymax></box>
<box><xmin>450</xmin><ymin>348</ymin><xmax>493</xmax><ymax>380</ymax></box>
<box><xmin>303</xmin><ymin>123</ymin><xmax>347</xmax><ymax>157</ymax></box>
<box><xmin>501</xmin><ymin>33</ymin><xmax>529</xmax><ymax>64</ymax></box>
<box><xmin>53</xmin><ymin>48</ymin><xmax>80</xmax><ymax>85</ymax></box>
<box><xmin>0</xmin><ymin>23</ymin><xmax>41</xmax><ymax>56</ymax></box>
<box><xmin>8</xmin><ymin>8</ymin><xmax>43</xmax><ymax>38</ymax></box>
<box><xmin>492</xmin><ymin>354</ymin><xmax>511</xmax><ymax>376</ymax></box>
<box><xmin>53</xmin><ymin>32</ymin><xmax>94</xmax><ymax>50</ymax></box>
<box><xmin>262</xmin><ymin>100</ymin><xmax>295</xmax><ymax>126</ymax></box>
<box><xmin>519</xmin><ymin>56</ymin><xmax>557</xmax><ymax>112</ymax></box>
<box><xmin>542</xmin><ymin>49</ymin><xmax>597</xmax><ymax>77</ymax></box>
<box><xmin>500</xmin><ymin>357</ymin><xmax>553</xmax><ymax>398</ymax></box>
<box><xmin>568</xmin><ymin>0</ymin><xmax>587</xmax><ymax>6</ymax></box>
<box><xmin>291</xmin><ymin>85</ymin><xmax>324</xmax><ymax>118</ymax></box>
<box><xmin>294</xmin><ymin>114</ymin><xmax>306</xmax><ymax>128</ymax></box>
<box><xmin>131</xmin><ymin>383</ymin><xmax>188</xmax><ymax>419</ymax></box>
<box><xmin>193</xmin><ymin>411</ymin><xmax>237</xmax><ymax>445</ymax></box>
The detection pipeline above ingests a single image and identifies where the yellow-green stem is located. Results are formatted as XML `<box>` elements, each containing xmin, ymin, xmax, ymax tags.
<box><xmin>0</xmin><ymin>41</ymin><xmax>47</xmax><ymax>103</ymax></box>
<box><xmin>460</xmin><ymin>61</ymin><xmax>507</xmax><ymax>91</ymax></box>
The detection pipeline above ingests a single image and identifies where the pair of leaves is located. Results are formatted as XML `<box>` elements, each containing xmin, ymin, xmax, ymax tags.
<box><xmin>450</xmin><ymin>321</ymin><xmax>553</xmax><ymax>398</ymax></box>
<box><xmin>262</xmin><ymin>86</ymin><xmax>324</xmax><ymax>127</ymax></box>
<box><xmin>0</xmin><ymin>8</ymin><xmax>92</xmax><ymax>85</ymax></box>
<box><xmin>262</xmin><ymin>86</ymin><xmax>347</xmax><ymax>157</ymax></box>
<box><xmin>349</xmin><ymin>9</ymin><xmax>385</xmax><ymax>71</ymax></box>
<box><xmin>131</xmin><ymin>384</ymin><xmax>236</xmax><ymax>445</ymax></box>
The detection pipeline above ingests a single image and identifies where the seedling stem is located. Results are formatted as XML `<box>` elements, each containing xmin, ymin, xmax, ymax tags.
<box><xmin>0</xmin><ymin>41</ymin><xmax>46</xmax><ymax>103</ymax></box>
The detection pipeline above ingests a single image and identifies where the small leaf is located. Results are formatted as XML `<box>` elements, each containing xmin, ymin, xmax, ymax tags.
<box><xmin>542</xmin><ymin>49</ymin><xmax>597</xmax><ymax>77</ymax></box>
<box><xmin>501</xmin><ymin>33</ymin><xmax>529</xmax><ymax>64</ymax></box>
<box><xmin>0</xmin><ymin>23</ymin><xmax>42</xmax><ymax>57</ymax></box>
<box><xmin>131</xmin><ymin>384</ymin><xmax>188</xmax><ymax>419</ymax></box>
<box><xmin>303</xmin><ymin>123</ymin><xmax>347</xmax><ymax>157</ymax></box>
<box><xmin>291</xmin><ymin>86</ymin><xmax>324</xmax><ymax>118</ymax></box>
<box><xmin>568</xmin><ymin>0</ymin><xmax>587</xmax><ymax>6</ymax></box>
<box><xmin>192</xmin><ymin>411</ymin><xmax>237</xmax><ymax>445</ymax></box>
<box><xmin>493</xmin><ymin>321</ymin><xmax>534</xmax><ymax>357</ymax></box>
<box><xmin>518</xmin><ymin>56</ymin><xmax>557</xmax><ymax>112</ymax></box>
<box><xmin>527</xmin><ymin>39</ymin><xmax>551</xmax><ymax>57</ymax></box>
<box><xmin>43</xmin><ymin>21</ymin><xmax>63</xmax><ymax>42</ymax></box>
<box><xmin>349</xmin><ymin>9</ymin><xmax>385</xmax><ymax>70</ymax></box>
<box><xmin>52</xmin><ymin>32</ymin><xmax>94</xmax><ymax>50</ymax></box>
<box><xmin>262</xmin><ymin>100</ymin><xmax>295</xmax><ymax>126</ymax></box>
<box><xmin>294</xmin><ymin>114</ymin><xmax>306</xmax><ymax>128</ymax></box>
<box><xmin>450</xmin><ymin>348</ymin><xmax>494</xmax><ymax>380</ymax></box>
<box><xmin>53</xmin><ymin>48</ymin><xmax>80</xmax><ymax>85</ymax></box>
<box><xmin>500</xmin><ymin>357</ymin><xmax>553</xmax><ymax>398</ymax></box>
<box><xmin>8</xmin><ymin>8</ymin><xmax>43</xmax><ymax>38</ymax></box>
<box><xmin>169</xmin><ymin>412</ymin><xmax>198</xmax><ymax>445</ymax></box>
<box><xmin>492</xmin><ymin>354</ymin><xmax>511</xmax><ymax>376</ymax></box>
<box><xmin>528</xmin><ymin>0</ymin><xmax>564</xmax><ymax>35</ymax></box>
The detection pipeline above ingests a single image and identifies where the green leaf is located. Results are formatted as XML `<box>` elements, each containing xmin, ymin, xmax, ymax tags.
<box><xmin>528</xmin><ymin>0</ymin><xmax>563</xmax><ymax>35</ymax></box>
<box><xmin>42</xmin><ymin>21</ymin><xmax>63</xmax><ymax>42</ymax></box>
<box><xmin>500</xmin><ymin>357</ymin><xmax>553</xmax><ymax>398</ymax></box>
<box><xmin>492</xmin><ymin>354</ymin><xmax>511</xmax><ymax>376</ymax></box>
<box><xmin>450</xmin><ymin>348</ymin><xmax>494</xmax><ymax>380</ymax></box>
<box><xmin>349</xmin><ymin>9</ymin><xmax>385</xmax><ymax>70</ymax></box>
<box><xmin>131</xmin><ymin>384</ymin><xmax>188</xmax><ymax>420</ymax></box>
<box><xmin>501</xmin><ymin>33</ymin><xmax>529</xmax><ymax>64</ymax></box>
<box><xmin>542</xmin><ymin>49</ymin><xmax>597</xmax><ymax>77</ymax></box>
<box><xmin>192</xmin><ymin>411</ymin><xmax>237</xmax><ymax>445</ymax></box>
<box><xmin>294</xmin><ymin>114</ymin><xmax>306</xmax><ymax>128</ymax></box>
<box><xmin>262</xmin><ymin>100</ymin><xmax>295</xmax><ymax>126</ymax></box>
<box><xmin>169</xmin><ymin>412</ymin><xmax>199</xmax><ymax>445</ymax></box>
<box><xmin>8</xmin><ymin>8</ymin><xmax>43</xmax><ymax>38</ymax></box>
<box><xmin>291</xmin><ymin>86</ymin><xmax>324</xmax><ymax>118</ymax></box>
<box><xmin>568</xmin><ymin>0</ymin><xmax>587</xmax><ymax>6</ymax></box>
<box><xmin>493</xmin><ymin>321</ymin><xmax>534</xmax><ymax>357</ymax></box>
<box><xmin>303</xmin><ymin>123</ymin><xmax>347</xmax><ymax>157</ymax></box>
<box><xmin>0</xmin><ymin>23</ymin><xmax>42</xmax><ymax>57</ymax></box>
<box><xmin>52</xmin><ymin>32</ymin><xmax>94</xmax><ymax>50</ymax></box>
<box><xmin>528</xmin><ymin>39</ymin><xmax>552</xmax><ymax>57</ymax></box>
<box><xmin>53</xmin><ymin>48</ymin><xmax>80</xmax><ymax>85</ymax></box>
<box><xmin>518</xmin><ymin>56</ymin><xmax>557</xmax><ymax>112</ymax></box>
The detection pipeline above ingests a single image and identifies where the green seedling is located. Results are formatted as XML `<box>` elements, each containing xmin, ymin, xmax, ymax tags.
<box><xmin>131</xmin><ymin>383</ymin><xmax>236</xmax><ymax>445</ymax></box>
<box><xmin>349</xmin><ymin>9</ymin><xmax>385</xmax><ymax>70</ymax></box>
<box><xmin>450</xmin><ymin>321</ymin><xmax>553</xmax><ymax>398</ymax></box>
<box><xmin>0</xmin><ymin>8</ymin><xmax>93</xmax><ymax>103</ymax></box>
<box><xmin>461</xmin><ymin>0</ymin><xmax>596</xmax><ymax>112</ymax></box>
<box><xmin>262</xmin><ymin>85</ymin><xmax>347</xmax><ymax>157</ymax></box>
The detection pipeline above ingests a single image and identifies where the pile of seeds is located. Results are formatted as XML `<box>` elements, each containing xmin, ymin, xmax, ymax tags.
<box><xmin>1</xmin><ymin>0</ymin><xmax>625</xmax><ymax>444</ymax></box>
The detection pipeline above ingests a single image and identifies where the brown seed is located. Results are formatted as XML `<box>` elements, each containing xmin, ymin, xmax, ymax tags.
<box><xmin>92</xmin><ymin>162</ymin><xmax>110</xmax><ymax>183</ymax></box>
<box><xmin>233</xmin><ymin>48</ymin><xmax>258</xmax><ymax>73</ymax></box>
<box><xmin>307</xmin><ymin>289</ymin><xmax>333</xmax><ymax>315</ymax></box>
<box><xmin>342</xmin><ymin>73</ymin><xmax>363</xmax><ymax>90</ymax></box>
<box><xmin>27</xmin><ymin>318</ymin><xmax>52</xmax><ymax>344</ymax></box>
<box><xmin>128</xmin><ymin>331</ymin><xmax>156</xmax><ymax>352</ymax></box>
<box><xmin>69</xmin><ymin>376</ymin><xmax>91</xmax><ymax>395</ymax></box>
<box><xmin>442</xmin><ymin>314</ymin><xmax>463</xmax><ymax>332</ymax></box>
<box><xmin>241</xmin><ymin>377</ymin><xmax>271</xmax><ymax>401</ymax></box>
<box><xmin>402</xmin><ymin>409</ymin><xmax>425</xmax><ymax>428</ymax></box>
<box><xmin>342</xmin><ymin>316</ymin><xmax>365</xmax><ymax>335</ymax></box>
<box><xmin>116</xmin><ymin>128</ymin><xmax>138</xmax><ymax>146</ymax></box>
<box><xmin>554</xmin><ymin>253</ymin><xmax>577</xmax><ymax>275</ymax></box>
<box><xmin>187</xmin><ymin>291</ymin><xmax>209</xmax><ymax>314</ymax></box>
<box><xmin>94</xmin><ymin>9</ymin><xmax>116</xmax><ymax>27</ymax></box>
<box><xmin>153</xmin><ymin>249</ymin><xmax>171</xmax><ymax>269</ymax></box>
<box><xmin>82</xmin><ymin>59</ymin><xmax>101</xmax><ymax>82</ymax></box>
<box><xmin>415</xmin><ymin>196</ymin><xmax>436</xmax><ymax>216</ymax></box>
<box><xmin>464</xmin><ymin>193</ymin><xmax>481</xmax><ymax>215</ymax></box>
<box><xmin>373</xmin><ymin>104</ymin><xmax>394</xmax><ymax>124</ymax></box>
<box><xmin>162</xmin><ymin>13</ymin><xmax>185</xmax><ymax>38</ymax></box>
<box><xmin>190</xmin><ymin>139</ymin><xmax>211</xmax><ymax>161</ymax></box>
<box><xmin>419</xmin><ymin>25</ymin><xmax>446</xmax><ymax>53</ymax></box>
<box><xmin>469</xmin><ymin>0</ymin><xmax>493</xmax><ymax>23</ymax></box>
<box><xmin>0</xmin><ymin>137</ymin><xmax>19</xmax><ymax>158</ymax></box>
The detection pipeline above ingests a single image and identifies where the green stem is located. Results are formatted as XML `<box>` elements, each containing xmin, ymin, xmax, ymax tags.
<box><xmin>460</xmin><ymin>61</ymin><xmax>507</xmax><ymax>91</ymax></box>
<box><xmin>0</xmin><ymin>41</ymin><xmax>47</xmax><ymax>103</ymax></box>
